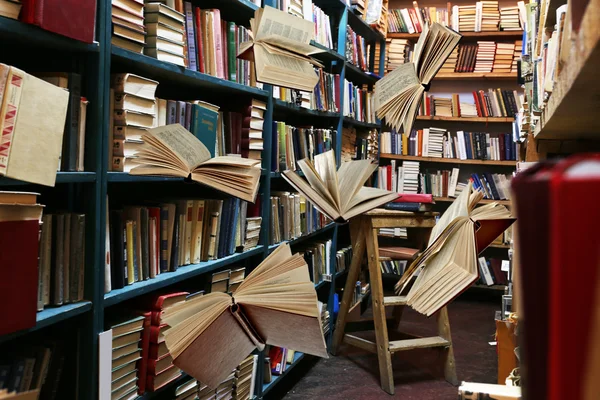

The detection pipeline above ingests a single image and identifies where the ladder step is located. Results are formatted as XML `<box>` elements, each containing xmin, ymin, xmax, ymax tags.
<box><xmin>388</xmin><ymin>336</ymin><xmax>450</xmax><ymax>353</ymax></box>
<box><xmin>343</xmin><ymin>334</ymin><xmax>377</xmax><ymax>353</ymax></box>
<box><xmin>383</xmin><ymin>296</ymin><xmax>407</xmax><ymax>306</ymax></box>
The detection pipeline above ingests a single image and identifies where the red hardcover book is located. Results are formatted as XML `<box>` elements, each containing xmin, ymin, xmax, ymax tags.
<box><xmin>0</xmin><ymin>219</ymin><xmax>40</xmax><ymax>335</ymax></box>
<box><xmin>149</xmin><ymin>324</ymin><xmax>168</xmax><ymax>344</ymax></box>
<box><xmin>20</xmin><ymin>0</ymin><xmax>97</xmax><ymax>43</ymax></box>
<box><xmin>478</xmin><ymin>90</ymin><xmax>489</xmax><ymax>117</ymax></box>
<box><xmin>137</xmin><ymin>312</ymin><xmax>152</xmax><ymax>395</ymax></box>
<box><xmin>393</xmin><ymin>193</ymin><xmax>434</xmax><ymax>203</ymax></box>
<box><xmin>149</xmin><ymin>342</ymin><xmax>169</xmax><ymax>360</ymax></box>
<box><xmin>386</xmin><ymin>165</ymin><xmax>392</xmax><ymax>190</ymax></box>
<box><xmin>194</xmin><ymin>7</ymin><xmax>205</xmax><ymax>74</ymax></box>
<box><xmin>334</xmin><ymin>75</ymin><xmax>341</xmax><ymax>110</ymax></box>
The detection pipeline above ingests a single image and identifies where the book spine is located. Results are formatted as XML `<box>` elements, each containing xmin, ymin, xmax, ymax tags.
<box><xmin>62</xmin><ymin>73</ymin><xmax>82</xmax><ymax>171</ymax></box>
<box><xmin>184</xmin><ymin>2</ymin><xmax>197</xmax><ymax>71</ymax></box>
<box><xmin>228</xmin><ymin>22</ymin><xmax>236</xmax><ymax>82</ymax></box>
<box><xmin>0</xmin><ymin>67</ymin><xmax>26</xmax><ymax>175</ymax></box>
<box><xmin>194</xmin><ymin>6</ymin><xmax>205</xmax><ymax>74</ymax></box>
<box><xmin>160</xmin><ymin>207</ymin><xmax>168</xmax><ymax>273</ymax></box>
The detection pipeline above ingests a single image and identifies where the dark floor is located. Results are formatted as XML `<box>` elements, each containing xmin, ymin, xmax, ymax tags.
<box><xmin>267</xmin><ymin>294</ymin><xmax>499</xmax><ymax>400</ymax></box>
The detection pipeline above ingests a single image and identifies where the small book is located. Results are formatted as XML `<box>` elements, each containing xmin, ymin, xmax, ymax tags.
<box><xmin>374</xmin><ymin>23</ymin><xmax>461</xmax><ymax>135</ymax></box>
<box><xmin>395</xmin><ymin>181</ymin><xmax>515</xmax><ymax>316</ymax></box>
<box><xmin>237</xmin><ymin>6</ymin><xmax>324</xmax><ymax>92</ymax></box>
<box><xmin>161</xmin><ymin>243</ymin><xmax>328</xmax><ymax>389</ymax></box>
<box><xmin>128</xmin><ymin>124</ymin><xmax>261</xmax><ymax>202</ymax></box>
<box><xmin>282</xmin><ymin>150</ymin><xmax>398</xmax><ymax>222</ymax></box>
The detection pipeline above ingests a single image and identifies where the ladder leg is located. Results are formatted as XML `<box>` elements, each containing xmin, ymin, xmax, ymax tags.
<box><xmin>365</xmin><ymin>219</ymin><xmax>395</xmax><ymax>395</ymax></box>
<box><xmin>436</xmin><ymin>307</ymin><xmax>459</xmax><ymax>385</ymax></box>
<box><xmin>331</xmin><ymin>218</ymin><xmax>366</xmax><ymax>356</ymax></box>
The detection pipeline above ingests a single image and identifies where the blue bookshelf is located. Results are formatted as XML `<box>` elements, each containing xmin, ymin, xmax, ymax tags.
<box><xmin>0</xmin><ymin>1</ymin><xmax>386</xmax><ymax>399</ymax></box>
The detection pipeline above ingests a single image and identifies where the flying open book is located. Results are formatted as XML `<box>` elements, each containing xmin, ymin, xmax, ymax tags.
<box><xmin>129</xmin><ymin>124</ymin><xmax>261</xmax><ymax>202</ymax></box>
<box><xmin>162</xmin><ymin>243</ymin><xmax>328</xmax><ymax>388</ymax></box>
<box><xmin>237</xmin><ymin>6</ymin><xmax>324</xmax><ymax>92</ymax></box>
<box><xmin>374</xmin><ymin>23</ymin><xmax>461</xmax><ymax>134</ymax></box>
<box><xmin>281</xmin><ymin>150</ymin><xmax>399</xmax><ymax>222</ymax></box>
<box><xmin>394</xmin><ymin>182</ymin><xmax>515</xmax><ymax>316</ymax></box>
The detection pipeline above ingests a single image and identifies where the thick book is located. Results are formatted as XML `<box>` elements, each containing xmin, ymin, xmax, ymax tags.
<box><xmin>20</xmin><ymin>0</ymin><xmax>96</xmax><ymax>43</ymax></box>
<box><xmin>395</xmin><ymin>181</ymin><xmax>515</xmax><ymax>316</ymax></box>
<box><xmin>237</xmin><ymin>6</ymin><xmax>324</xmax><ymax>92</ymax></box>
<box><xmin>128</xmin><ymin>124</ymin><xmax>260</xmax><ymax>202</ymax></box>
<box><xmin>162</xmin><ymin>243</ymin><xmax>328</xmax><ymax>388</ymax></box>
<box><xmin>374</xmin><ymin>23</ymin><xmax>461</xmax><ymax>134</ymax></box>
<box><xmin>282</xmin><ymin>150</ymin><xmax>398</xmax><ymax>222</ymax></box>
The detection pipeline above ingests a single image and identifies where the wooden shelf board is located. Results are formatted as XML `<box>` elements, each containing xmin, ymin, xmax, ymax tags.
<box><xmin>379</xmin><ymin>154</ymin><xmax>518</xmax><ymax>166</ymax></box>
<box><xmin>262</xmin><ymin>352</ymin><xmax>305</xmax><ymax>396</ymax></box>
<box><xmin>344</xmin><ymin>61</ymin><xmax>381</xmax><ymax>85</ymax></box>
<box><xmin>0</xmin><ymin>172</ymin><xmax>96</xmax><ymax>186</ymax></box>
<box><xmin>434</xmin><ymin>72</ymin><xmax>518</xmax><ymax>80</ymax></box>
<box><xmin>343</xmin><ymin>116</ymin><xmax>381</xmax><ymax>129</ymax></box>
<box><xmin>415</xmin><ymin>116</ymin><xmax>514</xmax><ymax>123</ymax></box>
<box><xmin>533</xmin><ymin>0</ymin><xmax>600</xmax><ymax>139</ymax></box>
<box><xmin>310</xmin><ymin>40</ymin><xmax>345</xmax><ymax>63</ymax></box>
<box><xmin>434</xmin><ymin>197</ymin><xmax>512</xmax><ymax>206</ymax></box>
<box><xmin>0</xmin><ymin>301</ymin><xmax>92</xmax><ymax>344</ymax></box>
<box><xmin>103</xmin><ymin>246</ymin><xmax>264</xmax><ymax>307</ymax></box>
<box><xmin>268</xmin><ymin>223</ymin><xmax>336</xmax><ymax>252</ymax></box>
<box><xmin>387</xmin><ymin>31</ymin><xmax>524</xmax><ymax>40</ymax></box>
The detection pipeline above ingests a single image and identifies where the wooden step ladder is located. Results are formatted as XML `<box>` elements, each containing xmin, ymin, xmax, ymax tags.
<box><xmin>331</xmin><ymin>209</ymin><xmax>459</xmax><ymax>395</ymax></box>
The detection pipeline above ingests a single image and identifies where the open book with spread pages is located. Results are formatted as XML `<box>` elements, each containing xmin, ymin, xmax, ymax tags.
<box><xmin>162</xmin><ymin>243</ymin><xmax>328</xmax><ymax>388</ymax></box>
<box><xmin>374</xmin><ymin>23</ymin><xmax>461</xmax><ymax>134</ymax></box>
<box><xmin>237</xmin><ymin>6</ymin><xmax>324</xmax><ymax>92</ymax></box>
<box><xmin>394</xmin><ymin>181</ymin><xmax>515</xmax><ymax>316</ymax></box>
<box><xmin>281</xmin><ymin>150</ymin><xmax>399</xmax><ymax>222</ymax></box>
<box><xmin>128</xmin><ymin>124</ymin><xmax>261</xmax><ymax>202</ymax></box>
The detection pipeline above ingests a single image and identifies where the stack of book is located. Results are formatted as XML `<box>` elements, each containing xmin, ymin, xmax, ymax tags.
<box><xmin>346</xmin><ymin>27</ymin><xmax>370</xmax><ymax>72</ymax></box>
<box><xmin>244</xmin><ymin>99</ymin><xmax>266</xmax><ymax>160</ymax></box>
<box><xmin>512</xmin><ymin>40</ymin><xmax>522</xmax><ymax>72</ymax></box>
<box><xmin>474</xmin><ymin>41</ymin><xmax>496</xmax><ymax>73</ymax></box>
<box><xmin>210</xmin><ymin>269</ymin><xmax>230</xmax><ymax>293</ymax></box>
<box><xmin>424</xmin><ymin>127</ymin><xmax>445</xmax><ymax>157</ymax></box>
<box><xmin>457</xmin><ymin>5</ymin><xmax>477</xmax><ymax>31</ymax></box>
<box><xmin>386</xmin><ymin>39</ymin><xmax>412</xmax><ymax>73</ymax></box>
<box><xmin>109</xmin><ymin>317</ymin><xmax>144</xmax><ymax>399</ymax></box>
<box><xmin>319</xmin><ymin>302</ymin><xmax>330</xmax><ymax>336</ymax></box>
<box><xmin>499</xmin><ymin>6</ymin><xmax>522</xmax><ymax>30</ymax></box>
<box><xmin>418</xmin><ymin>89</ymin><xmax>522</xmax><ymax>118</ymax></box>
<box><xmin>432</xmin><ymin>96</ymin><xmax>453</xmax><ymax>117</ymax></box>
<box><xmin>232</xmin><ymin>355</ymin><xmax>258</xmax><ymax>400</ymax></box>
<box><xmin>297</xmin><ymin>239</ymin><xmax>334</xmax><ymax>284</ymax></box>
<box><xmin>272</xmin><ymin>123</ymin><xmax>334</xmax><ymax>172</ymax></box>
<box><xmin>144</xmin><ymin>2</ymin><xmax>185</xmax><ymax>67</ymax></box>
<box><xmin>37</xmin><ymin>213</ymin><xmax>86</xmax><ymax>311</ymax></box>
<box><xmin>110</xmin><ymin>73</ymin><xmax>159</xmax><ymax>173</ymax></box>
<box><xmin>0</xmin><ymin>0</ymin><xmax>21</xmax><ymax>19</ymax></box>
<box><xmin>228</xmin><ymin>267</ymin><xmax>245</xmax><ymax>293</ymax></box>
<box><xmin>243</xmin><ymin>216</ymin><xmax>261</xmax><ymax>251</ymax></box>
<box><xmin>401</xmin><ymin>161</ymin><xmax>420</xmax><ymax>193</ymax></box>
<box><xmin>111</xmin><ymin>0</ymin><xmax>145</xmax><ymax>53</ymax></box>
<box><xmin>480</xmin><ymin>1</ymin><xmax>500</xmax><ymax>31</ymax></box>
<box><xmin>344</xmin><ymin>81</ymin><xmax>375</xmax><ymax>123</ymax></box>
<box><xmin>174</xmin><ymin>378</ymin><xmax>199</xmax><ymax>400</ymax></box>
<box><xmin>269</xmin><ymin>192</ymin><xmax>329</xmax><ymax>245</ymax></box>
<box><xmin>492</xmin><ymin>42</ymin><xmax>515</xmax><ymax>72</ymax></box>
<box><xmin>460</xmin><ymin>102</ymin><xmax>478</xmax><ymax>117</ymax></box>
<box><xmin>440</xmin><ymin>47</ymin><xmax>459</xmax><ymax>73</ymax></box>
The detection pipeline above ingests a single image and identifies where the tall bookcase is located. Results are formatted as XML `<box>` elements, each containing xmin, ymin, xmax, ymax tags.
<box><xmin>0</xmin><ymin>1</ymin><xmax>384</xmax><ymax>399</ymax></box>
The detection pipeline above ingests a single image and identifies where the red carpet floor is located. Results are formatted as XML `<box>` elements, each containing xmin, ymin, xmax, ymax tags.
<box><xmin>266</xmin><ymin>294</ymin><xmax>499</xmax><ymax>400</ymax></box>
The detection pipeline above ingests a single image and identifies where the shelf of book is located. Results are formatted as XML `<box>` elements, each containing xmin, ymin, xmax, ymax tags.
<box><xmin>434</xmin><ymin>197</ymin><xmax>512</xmax><ymax>206</ymax></box>
<box><xmin>380</xmin><ymin>154</ymin><xmax>518</xmax><ymax>166</ymax></box>
<box><xmin>434</xmin><ymin>72</ymin><xmax>518</xmax><ymax>80</ymax></box>
<box><xmin>111</xmin><ymin>46</ymin><xmax>270</xmax><ymax>98</ymax></box>
<box><xmin>0</xmin><ymin>172</ymin><xmax>97</xmax><ymax>186</ymax></box>
<box><xmin>0</xmin><ymin>16</ymin><xmax>100</xmax><ymax>52</ymax></box>
<box><xmin>103</xmin><ymin>246</ymin><xmax>265</xmax><ymax>307</ymax></box>
<box><xmin>273</xmin><ymin>99</ymin><xmax>340</xmax><ymax>119</ymax></box>
<box><xmin>262</xmin><ymin>351</ymin><xmax>305</xmax><ymax>396</ymax></box>
<box><xmin>310</xmin><ymin>40</ymin><xmax>345</xmax><ymax>63</ymax></box>
<box><xmin>344</xmin><ymin>61</ymin><xmax>381</xmax><ymax>85</ymax></box>
<box><xmin>415</xmin><ymin>116</ymin><xmax>514</xmax><ymax>123</ymax></box>
<box><xmin>106</xmin><ymin>172</ymin><xmax>188</xmax><ymax>183</ymax></box>
<box><xmin>387</xmin><ymin>31</ymin><xmax>524</xmax><ymax>40</ymax></box>
<box><xmin>268</xmin><ymin>223</ymin><xmax>336</xmax><ymax>253</ymax></box>
<box><xmin>0</xmin><ymin>301</ymin><xmax>93</xmax><ymax>345</ymax></box>
<box><xmin>346</xmin><ymin>7</ymin><xmax>385</xmax><ymax>41</ymax></box>
<box><xmin>343</xmin><ymin>116</ymin><xmax>381</xmax><ymax>129</ymax></box>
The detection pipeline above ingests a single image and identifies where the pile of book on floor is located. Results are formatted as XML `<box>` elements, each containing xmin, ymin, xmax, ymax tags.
<box><xmin>296</xmin><ymin>239</ymin><xmax>334</xmax><ymax>284</ymax></box>
<box><xmin>344</xmin><ymin>81</ymin><xmax>375</xmax><ymax>123</ymax></box>
<box><xmin>108</xmin><ymin>317</ymin><xmax>144</xmax><ymax>399</ymax></box>
<box><xmin>269</xmin><ymin>192</ymin><xmax>330</xmax><ymax>245</ymax></box>
<box><xmin>210</xmin><ymin>267</ymin><xmax>246</xmax><ymax>294</ymax></box>
<box><xmin>107</xmin><ymin>199</ymin><xmax>261</xmax><ymax>292</ymax></box>
<box><xmin>417</xmin><ymin>89</ymin><xmax>522</xmax><ymax>118</ymax></box>
<box><xmin>0</xmin><ymin>340</ymin><xmax>65</xmax><ymax>398</ymax></box>
<box><xmin>111</xmin><ymin>0</ymin><xmax>146</xmax><ymax>54</ymax></box>
<box><xmin>272</xmin><ymin>124</ymin><xmax>335</xmax><ymax>172</ymax></box>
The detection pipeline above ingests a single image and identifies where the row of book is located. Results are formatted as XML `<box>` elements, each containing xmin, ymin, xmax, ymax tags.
<box><xmin>111</xmin><ymin>1</ymin><xmax>257</xmax><ymax>88</ymax></box>
<box><xmin>477</xmin><ymin>257</ymin><xmax>509</xmax><ymax>286</ymax></box>
<box><xmin>381</xmin><ymin>130</ymin><xmax>518</xmax><ymax>161</ymax></box>
<box><xmin>106</xmin><ymin>199</ymin><xmax>261</xmax><ymax>292</ymax></box>
<box><xmin>335</xmin><ymin>246</ymin><xmax>352</xmax><ymax>274</ymax></box>
<box><xmin>271</xmin><ymin>123</ymin><xmax>334</xmax><ymax>172</ymax></box>
<box><xmin>269</xmin><ymin>192</ymin><xmax>329</xmax><ymax>245</ymax></box>
<box><xmin>277</xmin><ymin>0</ymin><xmax>334</xmax><ymax>49</ymax></box>
<box><xmin>440</xmin><ymin>41</ymin><xmax>521</xmax><ymax>74</ymax></box>
<box><xmin>346</xmin><ymin>26</ymin><xmax>372</xmax><ymax>72</ymax></box>
<box><xmin>272</xmin><ymin>69</ymin><xmax>340</xmax><ymax>114</ymax></box>
<box><xmin>387</xmin><ymin>1</ymin><xmax>526</xmax><ymax>33</ymax></box>
<box><xmin>343</xmin><ymin>81</ymin><xmax>376</xmax><ymax>124</ymax></box>
<box><xmin>109</xmin><ymin>73</ymin><xmax>266</xmax><ymax>172</ymax></box>
<box><xmin>417</xmin><ymin>89</ymin><xmax>523</xmax><ymax>119</ymax></box>
<box><xmin>297</xmin><ymin>239</ymin><xmax>334</xmax><ymax>285</ymax></box>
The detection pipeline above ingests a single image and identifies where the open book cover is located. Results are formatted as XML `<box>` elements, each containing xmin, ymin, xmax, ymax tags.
<box><xmin>374</xmin><ymin>23</ymin><xmax>461</xmax><ymax>134</ymax></box>
<box><xmin>394</xmin><ymin>181</ymin><xmax>515</xmax><ymax>316</ymax></box>
<box><xmin>281</xmin><ymin>150</ymin><xmax>399</xmax><ymax>222</ymax></box>
<box><xmin>162</xmin><ymin>243</ymin><xmax>328</xmax><ymax>388</ymax></box>
<box><xmin>237</xmin><ymin>6</ymin><xmax>324</xmax><ymax>92</ymax></box>
<box><xmin>128</xmin><ymin>124</ymin><xmax>261</xmax><ymax>202</ymax></box>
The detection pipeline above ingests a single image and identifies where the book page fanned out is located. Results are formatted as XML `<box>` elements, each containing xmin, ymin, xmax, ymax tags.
<box><xmin>282</xmin><ymin>150</ymin><xmax>398</xmax><ymax>222</ymax></box>
<box><xmin>395</xmin><ymin>182</ymin><xmax>515</xmax><ymax>316</ymax></box>
<box><xmin>162</xmin><ymin>243</ymin><xmax>328</xmax><ymax>389</ymax></box>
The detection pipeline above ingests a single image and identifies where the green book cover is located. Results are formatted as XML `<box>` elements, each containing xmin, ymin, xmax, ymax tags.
<box><xmin>228</xmin><ymin>22</ymin><xmax>237</xmax><ymax>82</ymax></box>
<box><xmin>191</xmin><ymin>104</ymin><xmax>218</xmax><ymax>158</ymax></box>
